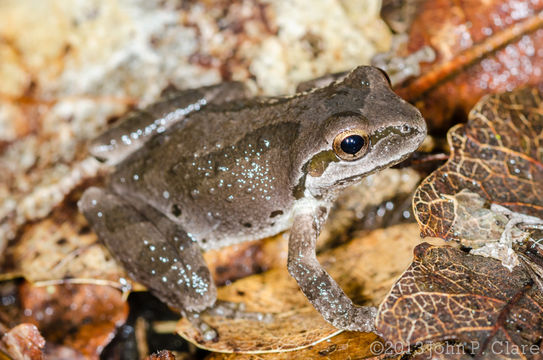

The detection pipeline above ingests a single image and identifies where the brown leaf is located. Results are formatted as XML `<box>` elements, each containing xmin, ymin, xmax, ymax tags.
<box><xmin>205</xmin><ymin>332</ymin><xmax>388</xmax><ymax>360</ymax></box>
<box><xmin>178</xmin><ymin>266</ymin><xmax>341</xmax><ymax>354</ymax></box>
<box><xmin>3</xmin><ymin>205</ymin><xmax>125</xmax><ymax>284</ymax></box>
<box><xmin>1</xmin><ymin>324</ymin><xmax>45</xmax><ymax>360</ymax></box>
<box><xmin>396</xmin><ymin>0</ymin><xmax>543</xmax><ymax>132</ymax></box>
<box><xmin>376</xmin><ymin>243</ymin><xmax>543</xmax><ymax>359</ymax></box>
<box><xmin>203</xmin><ymin>234</ymin><xmax>288</xmax><ymax>287</ymax></box>
<box><xmin>146</xmin><ymin>350</ymin><xmax>177</xmax><ymax>360</ymax></box>
<box><xmin>413</xmin><ymin>86</ymin><xmax>543</xmax><ymax>241</ymax></box>
<box><xmin>178</xmin><ymin>223</ymin><xmax>425</xmax><ymax>353</ymax></box>
<box><xmin>18</xmin><ymin>282</ymin><xmax>128</xmax><ymax>359</ymax></box>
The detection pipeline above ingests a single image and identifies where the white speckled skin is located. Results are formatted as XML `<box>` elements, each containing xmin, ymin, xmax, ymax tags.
<box><xmin>79</xmin><ymin>66</ymin><xmax>426</xmax><ymax>336</ymax></box>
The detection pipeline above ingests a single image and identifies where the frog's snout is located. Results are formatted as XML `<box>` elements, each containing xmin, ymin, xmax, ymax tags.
<box><xmin>416</xmin><ymin>113</ymin><xmax>428</xmax><ymax>136</ymax></box>
<box><xmin>407</xmin><ymin>110</ymin><xmax>428</xmax><ymax>147</ymax></box>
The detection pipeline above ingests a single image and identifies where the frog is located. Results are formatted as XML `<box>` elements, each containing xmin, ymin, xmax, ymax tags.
<box><xmin>79</xmin><ymin>66</ymin><xmax>426</xmax><ymax>340</ymax></box>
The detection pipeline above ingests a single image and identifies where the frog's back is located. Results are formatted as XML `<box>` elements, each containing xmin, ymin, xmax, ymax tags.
<box><xmin>110</xmin><ymin>98</ymin><xmax>303</xmax><ymax>250</ymax></box>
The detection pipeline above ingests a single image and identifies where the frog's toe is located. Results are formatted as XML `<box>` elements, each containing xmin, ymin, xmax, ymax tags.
<box><xmin>184</xmin><ymin>310</ymin><xmax>219</xmax><ymax>342</ymax></box>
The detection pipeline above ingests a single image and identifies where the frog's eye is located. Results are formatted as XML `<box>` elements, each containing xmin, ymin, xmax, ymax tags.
<box><xmin>333</xmin><ymin>129</ymin><xmax>369</xmax><ymax>161</ymax></box>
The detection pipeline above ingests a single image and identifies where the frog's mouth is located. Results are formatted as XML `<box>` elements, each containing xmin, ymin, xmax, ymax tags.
<box><xmin>332</xmin><ymin>150</ymin><xmax>413</xmax><ymax>187</ymax></box>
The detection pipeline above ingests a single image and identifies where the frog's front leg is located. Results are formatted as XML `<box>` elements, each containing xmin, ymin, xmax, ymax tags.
<box><xmin>287</xmin><ymin>211</ymin><xmax>377</xmax><ymax>332</ymax></box>
<box><xmin>79</xmin><ymin>187</ymin><xmax>218</xmax><ymax>338</ymax></box>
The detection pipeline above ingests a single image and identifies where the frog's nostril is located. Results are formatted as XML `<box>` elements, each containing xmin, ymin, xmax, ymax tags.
<box><xmin>400</xmin><ymin>124</ymin><xmax>411</xmax><ymax>134</ymax></box>
<box><xmin>171</xmin><ymin>204</ymin><xmax>182</xmax><ymax>217</ymax></box>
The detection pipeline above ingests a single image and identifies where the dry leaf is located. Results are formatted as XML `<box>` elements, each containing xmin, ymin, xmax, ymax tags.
<box><xmin>178</xmin><ymin>266</ymin><xmax>341</xmax><ymax>354</ymax></box>
<box><xmin>376</xmin><ymin>243</ymin><xmax>543</xmax><ymax>359</ymax></box>
<box><xmin>384</xmin><ymin>85</ymin><xmax>543</xmax><ymax>359</ymax></box>
<box><xmin>3</xmin><ymin>205</ymin><xmax>124</xmax><ymax>283</ymax></box>
<box><xmin>414</xmin><ymin>86</ymin><xmax>543</xmax><ymax>241</ymax></box>
<box><xmin>146</xmin><ymin>350</ymin><xmax>177</xmax><ymax>360</ymax></box>
<box><xmin>15</xmin><ymin>282</ymin><xmax>128</xmax><ymax>359</ymax></box>
<box><xmin>1</xmin><ymin>324</ymin><xmax>45</xmax><ymax>360</ymax></box>
<box><xmin>178</xmin><ymin>223</ymin><xmax>425</xmax><ymax>353</ymax></box>
<box><xmin>396</xmin><ymin>0</ymin><xmax>543</xmax><ymax>132</ymax></box>
<box><xmin>380</xmin><ymin>0</ymin><xmax>425</xmax><ymax>34</ymax></box>
<box><xmin>206</xmin><ymin>332</ymin><xmax>387</xmax><ymax>360</ymax></box>
<box><xmin>203</xmin><ymin>235</ymin><xmax>288</xmax><ymax>287</ymax></box>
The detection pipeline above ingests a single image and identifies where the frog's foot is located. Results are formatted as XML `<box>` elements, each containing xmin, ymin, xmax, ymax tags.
<box><xmin>183</xmin><ymin>310</ymin><xmax>219</xmax><ymax>342</ymax></box>
<box><xmin>205</xmin><ymin>300</ymin><xmax>273</xmax><ymax>322</ymax></box>
<box><xmin>183</xmin><ymin>301</ymin><xmax>273</xmax><ymax>342</ymax></box>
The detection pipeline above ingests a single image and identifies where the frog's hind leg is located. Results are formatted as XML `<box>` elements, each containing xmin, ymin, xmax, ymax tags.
<box><xmin>79</xmin><ymin>187</ymin><xmax>217</xmax><ymax>316</ymax></box>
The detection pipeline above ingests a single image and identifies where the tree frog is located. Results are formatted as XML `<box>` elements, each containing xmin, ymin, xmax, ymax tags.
<box><xmin>79</xmin><ymin>66</ymin><xmax>426</xmax><ymax>339</ymax></box>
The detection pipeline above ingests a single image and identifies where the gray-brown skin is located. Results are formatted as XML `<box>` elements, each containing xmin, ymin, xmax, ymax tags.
<box><xmin>79</xmin><ymin>66</ymin><xmax>426</xmax><ymax>340</ymax></box>
<box><xmin>90</xmin><ymin>82</ymin><xmax>249</xmax><ymax>165</ymax></box>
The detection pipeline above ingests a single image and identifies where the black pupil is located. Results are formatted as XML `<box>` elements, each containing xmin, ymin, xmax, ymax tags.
<box><xmin>340</xmin><ymin>135</ymin><xmax>365</xmax><ymax>155</ymax></box>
